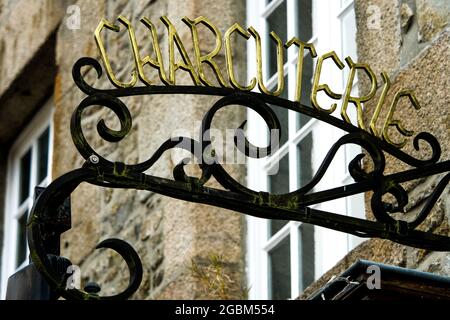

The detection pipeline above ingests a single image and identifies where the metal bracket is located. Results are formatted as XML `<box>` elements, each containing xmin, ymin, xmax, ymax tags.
<box><xmin>25</xmin><ymin>56</ymin><xmax>450</xmax><ymax>300</ymax></box>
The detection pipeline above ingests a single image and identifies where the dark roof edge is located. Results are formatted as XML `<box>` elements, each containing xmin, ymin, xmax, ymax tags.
<box><xmin>308</xmin><ymin>259</ymin><xmax>450</xmax><ymax>300</ymax></box>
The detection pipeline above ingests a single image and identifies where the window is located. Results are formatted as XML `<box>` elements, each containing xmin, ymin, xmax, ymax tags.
<box><xmin>246</xmin><ymin>0</ymin><xmax>364</xmax><ymax>299</ymax></box>
<box><xmin>1</xmin><ymin>99</ymin><xmax>53</xmax><ymax>297</ymax></box>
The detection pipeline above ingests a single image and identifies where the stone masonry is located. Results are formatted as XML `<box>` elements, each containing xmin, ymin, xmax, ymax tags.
<box><xmin>54</xmin><ymin>0</ymin><xmax>246</xmax><ymax>299</ymax></box>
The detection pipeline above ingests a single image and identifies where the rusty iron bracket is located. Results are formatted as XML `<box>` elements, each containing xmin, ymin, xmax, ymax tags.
<box><xmin>26</xmin><ymin>57</ymin><xmax>450</xmax><ymax>300</ymax></box>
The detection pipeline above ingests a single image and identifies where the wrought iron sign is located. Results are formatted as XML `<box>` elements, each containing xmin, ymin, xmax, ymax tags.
<box><xmin>26</xmin><ymin>16</ymin><xmax>450</xmax><ymax>300</ymax></box>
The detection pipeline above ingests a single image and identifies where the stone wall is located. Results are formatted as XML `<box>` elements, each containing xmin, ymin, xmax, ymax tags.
<box><xmin>54</xmin><ymin>0</ymin><xmax>246</xmax><ymax>299</ymax></box>
<box><xmin>0</xmin><ymin>0</ymin><xmax>68</xmax><ymax>97</ymax></box>
<box><xmin>302</xmin><ymin>0</ymin><xmax>450</xmax><ymax>298</ymax></box>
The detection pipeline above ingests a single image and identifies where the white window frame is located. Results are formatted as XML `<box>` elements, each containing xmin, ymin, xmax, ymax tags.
<box><xmin>246</xmin><ymin>0</ymin><xmax>364</xmax><ymax>300</ymax></box>
<box><xmin>1</xmin><ymin>99</ymin><xmax>54</xmax><ymax>298</ymax></box>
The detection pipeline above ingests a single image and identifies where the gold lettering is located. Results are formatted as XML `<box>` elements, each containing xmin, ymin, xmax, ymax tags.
<box><xmin>118</xmin><ymin>16</ymin><xmax>156</xmax><ymax>86</ymax></box>
<box><xmin>341</xmin><ymin>57</ymin><xmax>377</xmax><ymax>130</ymax></box>
<box><xmin>140</xmin><ymin>17</ymin><xmax>170</xmax><ymax>85</ymax></box>
<box><xmin>160</xmin><ymin>16</ymin><xmax>201</xmax><ymax>85</ymax></box>
<box><xmin>182</xmin><ymin>16</ymin><xmax>228</xmax><ymax>87</ymax></box>
<box><xmin>369</xmin><ymin>72</ymin><xmax>390</xmax><ymax>137</ymax></box>
<box><xmin>311</xmin><ymin>51</ymin><xmax>344</xmax><ymax>113</ymax></box>
<box><xmin>285</xmin><ymin>38</ymin><xmax>317</xmax><ymax>103</ymax></box>
<box><xmin>382</xmin><ymin>90</ymin><xmax>421</xmax><ymax>148</ymax></box>
<box><xmin>94</xmin><ymin>18</ymin><xmax>138</xmax><ymax>88</ymax></box>
<box><xmin>248</xmin><ymin>27</ymin><xmax>284</xmax><ymax>96</ymax></box>
<box><xmin>91</xmin><ymin>17</ymin><xmax>421</xmax><ymax>149</ymax></box>
<box><xmin>224</xmin><ymin>23</ymin><xmax>256</xmax><ymax>91</ymax></box>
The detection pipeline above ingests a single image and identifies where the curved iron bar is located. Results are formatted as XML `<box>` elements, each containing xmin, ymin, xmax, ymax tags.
<box><xmin>27</xmin><ymin>57</ymin><xmax>450</xmax><ymax>300</ymax></box>
<box><xmin>72</xmin><ymin>57</ymin><xmax>442</xmax><ymax>168</ymax></box>
<box><xmin>27</xmin><ymin>167</ymin><xmax>143</xmax><ymax>300</ymax></box>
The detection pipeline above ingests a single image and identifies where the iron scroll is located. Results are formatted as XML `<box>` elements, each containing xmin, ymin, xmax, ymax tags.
<box><xmin>27</xmin><ymin>57</ymin><xmax>450</xmax><ymax>300</ymax></box>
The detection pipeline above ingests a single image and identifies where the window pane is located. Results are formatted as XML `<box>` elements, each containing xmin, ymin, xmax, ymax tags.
<box><xmin>267</xmin><ymin>0</ymin><xmax>287</xmax><ymax>76</ymax></box>
<box><xmin>269</xmin><ymin>236</ymin><xmax>291</xmax><ymax>299</ymax></box>
<box><xmin>16</xmin><ymin>211</ymin><xmax>28</xmax><ymax>267</ymax></box>
<box><xmin>297</xmin><ymin>53</ymin><xmax>314</xmax><ymax>128</ymax></box>
<box><xmin>295</xmin><ymin>0</ymin><xmax>312</xmax><ymax>41</ymax></box>
<box><xmin>37</xmin><ymin>127</ymin><xmax>50</xmax><ymax>184</ymax></box>
<box><xmin>341</xmin><ymin>7</ymin><xmax>357</xmax><ymax>82</ymax></box>
<box><xmin>19</xmin><ymin>149</ymin><xmax>32</xmax><ymax>204</ymax></box>
<box><xmin>271</xmin><ymin>105</ymin><xmax>288</xmax><ymax>146</ymax></box>
<box><xmin>269</xmin><ymin>75</ymin><xmax>289</xmax><ymax>146</ymax></box>
<box><xmin>269</xmin><ymin>155</ymin><xmax>289</xmax><ymax>235</ymax></box>
<box><xmin>297</xmin><ymin>133</ymin><xmax>313</xmax><ymax>188</ymax></box>
<box><xmin>270</xmin><ymin>220</ymin><xmax>289</xmax><ymax>237</ymax></box>
<box><xmin>340</xmin><ymin>0</ymin><xmax>352</xmax><ymax>9</ymax></box>
<box><xmin>300</xmin><ymin>223</ymin><xmax>315</xmax><ymax>290</ymax></box>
